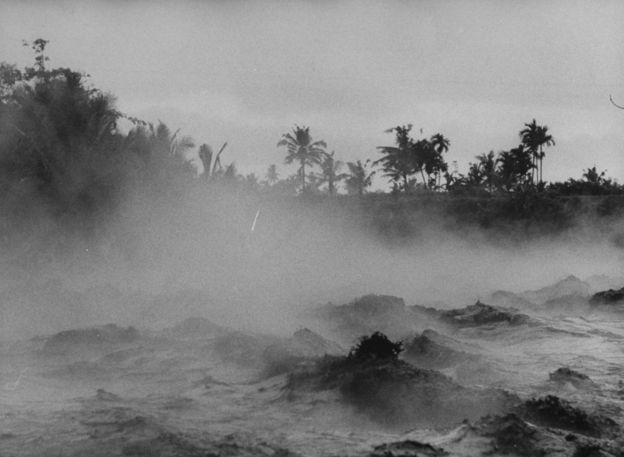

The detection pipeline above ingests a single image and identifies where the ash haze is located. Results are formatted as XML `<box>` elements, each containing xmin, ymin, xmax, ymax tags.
<box><xmin>1</xmin><ymin>0</ymin><xmax>623</xmax><ymax>184</ymax></box>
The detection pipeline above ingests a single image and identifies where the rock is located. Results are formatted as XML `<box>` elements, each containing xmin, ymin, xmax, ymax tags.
<box><xmin>439</xmin><ymin>301</ymin><xmax>531</xmax><ymax>327</ymax></box>
<box><xmin>212</xmin><ymin>331</ymin><xmax>278</xmax><ymax>368</ymax></box>
<box><xmin>262</xmin><ymin>328</ymin><xmax>344</xmax><ymax>377</ymax></box>
<box><xmin>487</xmin><ymin>290</ymin><xmax>536</xmax><ymax>309</ymax></box>
<box><xmin>521</xmin><ymin>276</ymin><xmax>591</xmax><ymax>305</ymax></box>
<box><xmin>517</xmin><ymin>395</ymin><xmax>620</xmax><ymax>439</ymax></box>
<box><xmin>286</xmin><ymin>348</ymin><xmax>517</xmax><ymax>428</ymax></box>
<box><xmin>549</xmin><ymin>367</ymin><xmax>596</xmax><ymax>389</ymax></box>
<box><xmin>95</xmin><ymin>389</ymin><xmax>122</xmax><ymax>402</ymax></box>
<box><xmin>311</xmin><ymin>295</ymin><xmax>429</xmax><ymax>343</ymax></box>
<box><xmin>589</xmin><ymin>287</ymin><xmax>624</xmax><ymax>306</ymax></box>
<box><xmin>403</xmin><ymin>329</ymin><xmax>480</xmax><ymax>369</ymax></box>
<box><xmin>369</xmin><ymin>440</ymin><xmax>448</xmax><ymax>457</ymax></box>
<box><xmin>477</xmin><ymin>414</ymin><xmax>547</xmax><ymax>457</ymax></box>
<box><xmin>43</xmin><ymin>324</ymin><xmax>139</xmax><ymax>353</ymax></box>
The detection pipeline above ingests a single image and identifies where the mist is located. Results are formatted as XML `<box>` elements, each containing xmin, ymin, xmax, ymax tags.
<box><xmin>2</xmin><ymin>183</ymin><xmax>622</xmax><ymax>342</ymax></box>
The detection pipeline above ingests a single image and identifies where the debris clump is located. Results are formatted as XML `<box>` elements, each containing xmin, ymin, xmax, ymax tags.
<box><xmin>348</xmin><ymin>331</ymin><xmax>403</xmax><ymax>361</ymax></box>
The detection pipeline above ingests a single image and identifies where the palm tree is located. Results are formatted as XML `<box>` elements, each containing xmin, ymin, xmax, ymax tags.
<box><xmin>425</xmin><ymin>133</ymin><xmax>450</xmax><ymax>189</ymax></box>
<box><xmin>265</xmin><ymin>164</ymin><xmax>279</xmax><ymax>185</ymax></box>
<box><xmin>375</xmin><ymin>125</ymin><xmax>416</xmax><ymax>191</ymax></box>
<box><xmin>520</xmin><ymin>119</ymin><xmax>555</xmax><ymax>186</ymax></box>
<box><xmin>496</xmin><ymin>145</ymin><xmax>533</xmax><ymax>192</ymax></box>
<box><xmin>476</xmin><ymin>151</ymin><xmax>497</xmax><ymax>193</ymax></box>
<box><xmin>318</xmin><ymin>151</ymin><xmax>347</xmax><ymax>195</ymax></box>
<box><xmin>520</xmin><ymin>119</ymin><xmax>539</xmax><ymax>184</ymax></box>
<box><xmin>430</xmin><ymin>133</ymin><xmax>450</xmax><ymax>155</ymax></box>
<box><xmin>345</xmin><ymin>159</ymin><xmax>375</xmax><ymax>196</ymax></box>
<box><xmin>535</xmin><ymin>124</ymin><xmax>555</xmax><ymax>185</ymax></box>
<box><xmin>198</xmin><ymin>144</ymin><xmax>213</xmax><ymax>179</ymax></box>
<box><xmin>277</xmin><ymin>125</ymin><xmax>327</xmax><ymax>193</ymax></box>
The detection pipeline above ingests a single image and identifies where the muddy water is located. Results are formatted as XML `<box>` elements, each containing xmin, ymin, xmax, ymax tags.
<box><xmin>2</xmin><ymin>278</ymin><xmax>624</xmax><ymax>456</ymax></box>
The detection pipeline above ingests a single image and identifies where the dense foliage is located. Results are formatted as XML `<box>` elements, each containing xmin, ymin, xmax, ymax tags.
<box><xmin>0</xmin><ymin>40</ymin><xmax>197</xmax><ymax>248</ymax></box>
<box><xmin>348</xmin><ymin>332</ymin><xmax>404</xmax><ymax>361</ymax></box>
<box><xmin>1</xmin><ymin>39</ymin><xmax>623</xmax><ymax>258</ymax></box>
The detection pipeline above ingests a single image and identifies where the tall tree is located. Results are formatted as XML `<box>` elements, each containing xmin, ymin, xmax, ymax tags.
<box><xmin>520</xmin><ymin>119</ymin><xmax>555</xmax><ymax>186</ymax></box>
<box><xmin>496</xmin><ymin>145</ymin><xmax>533</xmax><ymax>192</ymax></box>
<box><xmin>467</xmin><ymin>151</ymin><xmax>496</xmax><ymax>193</ymax></box>
<box><xmin>265</xmin><ymin>164</ymin><xmax>279</xmax><ymax>186</ymax></box>
<box><xmin>277</xmin><ymin>125</ymin><xmax>327</xmax><ymax>193</ymax></box>
<box><xmin>425</xmin><ymin>133</ymin><xmax>450</xmax><ymax>189</ymax></box>
<box><xmin>0</xmin><ymin>39</ymin><xmax>127</xmax><ymax>221</ymax></box>
<box><xmin>375</xmin><ymin>125</ymin><xmax>417</xmax><ymax>191</ymax></box>
<box><xmin>318</xmin><ymin>151</ymin><xmax>346</xmax><ymax>195</ymax></box>
<box><xmin>345</xmin><ymin>159</ymin><xmax>375</xmax><ymax>196</ymax></box>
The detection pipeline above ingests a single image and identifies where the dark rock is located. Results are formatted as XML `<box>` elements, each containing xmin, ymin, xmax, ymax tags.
<box><xmin>439</xmin><ymin>301</ymin><xmax>531</xmax><ymax>327</ymax></box>
<box><xmin>589</xmin><ymin>287</ymin><xmax>624</xmax><ymax>306</ymax></box>
<box><xmin>262</xmin><ymin>328</ymin><xmax>344</xmax><ymax>377</ymax></box>
<box><xmin>549</xmin><ymin>367</ymin><xmax>596</xmax><ymax>389</ymax></box>
<box><xmin>517</xmin><ymin>395</ymin><xmax>619</xmax><ymax>439</ymax></box>
<box><xmin>403</xmin><ymin>329</ymin><xmax>480</xmax><ymax>369</ymax></box>
<box><xmin>95</xmin><ymin>388</ymin><xmax>122</xmax><ymax>402</ymax></box>
<box><xmin>312</xmin><ymin>295</ymin><xmax>423</xmax><ymax>342</ymax></box>
<box><xmin>286</xmin><ymin>350</ymin><xmax>517</xmax><ymax>428</ymax></box>
<box><xmin>478</xmin><ymin>414</ymin><xmax>547</xmax><ymax>457</ymax></box>
<box><xmin>43</xmin><ymin>324</ymin><xmax>139</xmax><ymax>353</ymax></box>
<box><xmin>572</xmin><ymin>443</ymin><xmax>608</xmax><ymax>457</ymax></box>
<box><xmin>348</xmin><ymin>331</ymin><xmax>403</xmax><ymax>361</ymax></box>
<box><xmin>369</xmin><ymin>440</ymin><xmax>448</xmax><ymax>457</ymax></box>
<box><xmin>522</xmin><ymin>276</ymin><xmax>591</xmax><ymax>305</ymax></box>
<box><xmin>212</xmin><ymin>331</ymin><xmax>278</xmax><ymax>367</ymax></box>
<box><xmin>487</xmin><ymin>290</ymin><xmax>536</xmax><ymax>309</ymax></box>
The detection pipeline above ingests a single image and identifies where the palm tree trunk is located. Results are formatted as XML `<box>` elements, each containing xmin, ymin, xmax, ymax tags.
<box><xmin>301</xmin><ymin>162</ymin><xmax>306</xmax><ymax>193</ymax></box>
<box><xmin>540</xmin><ymin>145</ymin><xmax>544</xmax><ymax>185</ymax></box>
<box><xmin>419</xmin><ymin>168</ymin><xmax>428</xmax><ymax>189</ymax></box>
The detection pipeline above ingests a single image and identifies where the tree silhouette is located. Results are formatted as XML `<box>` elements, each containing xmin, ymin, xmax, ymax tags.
<box><xmin>265</xmin><ymin>164</ymin><xmax>279</xmax><ymax>186</ymax></box>
<box><xmin>375</xmin><ymin>126</ymin><xmax>449</xmax><ymax>191</ymax></box>
<box><xmin>520</xmin><ymin>119</ymin><xmax>555</xmax><ymax>186</ymax></box>
<box><xmin>476</xmin><ymin>151</ymin><xmax>497</xmax><ymax>193</ymax></box>
<box><xmin>277</xmin><ymin>125</ymin><xmax>327</xmax><ymax>193</ymax></box>
<box><xmin>317</xmin><ymin>151</ymin><xmax>347</xmax><ymax>195</ymax></box>
<box><xmin>497</xmin><ymin>145</ymin><xmax>533</xmax><ymax>192</ymax></box>
<box><xmin>345</xmin><ymin>159</ymin><xmax>375</xmax><ymax>196</ymax></box>
<box><xmin>425</xmin><ymin>133</ymin><xmax>450</xmax><ymax>189</ymax></box>
<box><xmin>0</xmin><ymin>39</ymin><xmax>126</xmax><ymax>223</ymax></box>
<box><xmin>375</xmin><ymin>125</ymin><xmax>417</xmax><ymax>191</ymax></box>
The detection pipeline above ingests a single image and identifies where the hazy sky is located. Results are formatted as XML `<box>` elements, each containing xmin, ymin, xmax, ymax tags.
<box><xmin>1</xmin><ymin>0</ymin><xmax>623</xmax><ymax>184</ymax></box>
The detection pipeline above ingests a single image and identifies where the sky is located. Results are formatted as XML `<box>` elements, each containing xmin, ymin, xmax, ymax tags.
<box><xmin>1</xmin><ymin>0</ymin><xmax>623</xmax><ymax>186</ymax></box>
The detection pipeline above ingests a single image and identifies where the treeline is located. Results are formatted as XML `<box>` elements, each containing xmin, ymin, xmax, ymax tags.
<box><xmin>0</xmin><ymin>40</ymin><xmax>202</xmax><ymax>243</ymax></box>
<box><xmin>1</xmin><ymin>40</ymin><xmax>623</xmax><ymax>254</ymax></box>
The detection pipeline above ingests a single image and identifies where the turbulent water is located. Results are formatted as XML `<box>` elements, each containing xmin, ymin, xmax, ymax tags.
<box><xmin>2</xmin><ymin>275</ymin><xmax>624</xmax><ymax>456</ymax></box>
